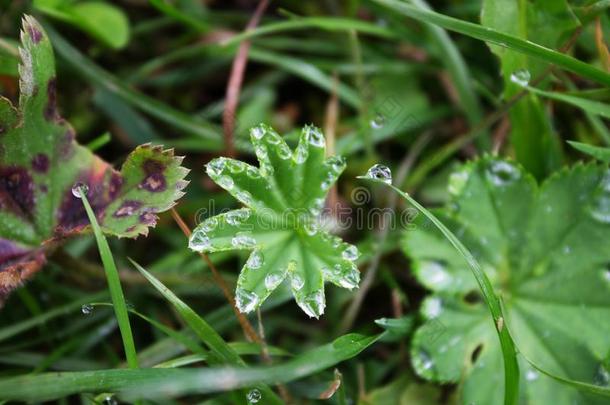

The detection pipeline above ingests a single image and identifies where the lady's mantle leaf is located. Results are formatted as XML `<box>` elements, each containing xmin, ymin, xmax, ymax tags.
<box><xmin>0</xmin><ymin>16</ymin><xmax>188</xmax><ymax>304</ymax></box>
<box><xmin>404</xmin><ymin>157</ymin><xmax>610</xmax><ymax>404</ymax></box>
<box><xmin>188</xmin><ymin>124</ymin><xmax>360</xmax><ymax>318</ymax></box>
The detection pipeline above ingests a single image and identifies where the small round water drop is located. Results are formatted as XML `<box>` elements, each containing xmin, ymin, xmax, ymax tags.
<box><xmin>227</xmin><ymin>160</ymin><xmax>245</xmax><ymax>173</ymax></box>
<box><xmin>510</xmin><ymin>69</ymin><xmax>531</xmax><ymax>87</ymax></box>
<box><xmin>525</xmin><ymin>369</ymin><xmax>539</xmax><ymax>381</ymax></box>
<box><xmin>486</xmin><ymin>161</ymin><xmax>520</xmax><ymax>186</ymax></box>
<box><xmin>590</xmin><ymin>194</ymin><xmax>610</xmax><ymax>224</ymax></box>
<box><xmin>370</xmin><ymin>113</ymin><xmax>385</xmax><ymax>129</ymax></box>
<box><xmin>251</xmin><ymin>126</ymin><xmax>265</xmax><ymax>140</ymax></box>
<box><xmin>202</xmin><ymin>217</ymin><xmax>218</xmax><ymax>232</ymax></box>
<box><xmin>227</xmin><ymin>209</ymin><xmax>250</xmax><ymax>226</ymax></box>
<box><xmin>246</xmin><ymin>250</ymin><xmax>264</xmax><ymax>269</ymax></box>
<box><xmin>277</xmin><ymin>144</ymin><xmax>292</xmax><ymax>160</ymax></box>
<box><xmin>247</xmin><ymin>388</ymin><xmax>262</xmax><ymax>403</ymax></box>
<box><xmin>342</xmin><ymin>245</ymin><xmax>359</xmax><ymax>261</ymax></box>
<box><xmin>264</xmin><ymin>272</ymin><xmax>284</xmax><ymax>290</ymax></box>
<box><xmin>236</xmin><ymin>190</ymin><xmax>253</xmax><ymax>205</ymax></box>
<box><xmin>235</xmin><ymin>288</ymin><xmax>259</xmax><ymax>313</ymax></box>
<box><xmin>365</xmin><ymin>164</ymin><xmax>392</xmax><ymax>184</ymax></box>
<box><xmin>71</xmin><ymin>182</ymin><xmax>89</xmax><ymax>199</ymax></box>
<box><xmin>246</xmin><ymin>166</ymin><xmax>261</xmax><ymax>179</ymax></box>
<box><xmin>413</xmin><ymin>349</ymin><xmax>435</xmax><ymax>378</ymax></box>
<box><xmin>81</xmin><ymin>304</ymin><xmax>93</xmax><ymax>315</ymax></box>
<box><xmin>102</xmin><ymin>396</ymin><xmax>117</xmax><ymax>405</ymax></box>
<box><xmin>303</xmin><ymin>221</ymin><xmax>319</xmax><ymax>236</ymax></box>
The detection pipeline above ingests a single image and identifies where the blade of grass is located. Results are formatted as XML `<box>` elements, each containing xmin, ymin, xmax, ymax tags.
<box><xmin>370</xmin><ymin>0</ymin><xmax>610</xmax><ymax>87</ymax></box>
<box><xmin>79</xmin><ymin>187</ymin><xmax>138</xmax><ymax>370</ymax></box>
<box><xmin>568</xmin><ymin>141</ymin><xmax>610</xmax><ymax>162</ymax></box>
<box><xmin>524</xmin><ymin>85</ymin><xmax>610</xmax><ymax>119</ymax></box>
<box><xmin>0</xmin><ymin>333</ymin><xmax>380</xmax><ymax>401</ymax></box>
<box><xmin>148</xmin><ymin>0</ymin><xmax>210</xmax><ymax>33</ymax></box>
<box><xmin>357</xmin><ymin>177</ymin><xmax>519</xmax><ymax>405</ymax></box>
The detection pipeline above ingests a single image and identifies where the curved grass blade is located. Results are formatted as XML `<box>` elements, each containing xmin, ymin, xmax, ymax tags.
<box><xmin>357</xmin><ymin>176</ymin><xmax>519</xmax><ymax>405</ymax></box>
<box><xmin>80</xmin><ymin>189</ymin><xmax>138</xmax><ymax>370</ymax></box>
<box><xmin>0</xmin><ymin>333</ymin><xmax>380</xmax><ymax>401</ymax></box>
<box><xmin>524</xmin><ymin>85</ymin><xmax>610</xmax><ymax>120</ymax></box>
<box><xmin>371</xmin><ymin>0</ymin><xmax>610</xmax><ymax>87</ymax></box>
<box><xmin>568</xmin><ymin>141</ymin><xmax>610</xmax><ymax>162</ymax></box>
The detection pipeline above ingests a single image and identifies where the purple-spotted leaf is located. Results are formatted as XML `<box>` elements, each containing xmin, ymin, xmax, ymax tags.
<box><xmin>188</xmin><ymin>124</ymin><xmax>359</xmax><ymax>318</ymax></box>
<box><xmin>0</xmin><ymin>16</ymin><xmax>188</xmax><ymax>304</ymax></box>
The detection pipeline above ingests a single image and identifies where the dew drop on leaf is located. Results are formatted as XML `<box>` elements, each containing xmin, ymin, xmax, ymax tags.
<box><xmin>189</xmin><ymin>231</ymin><xmax>211</xmax><ymax>251</ymax></box>
<box><xmin>227</xmin><ymin>160</ymin><xmax>245</xmax><ymax>173</ymax></box>
<box><xmin>448</xmin><ymin>168</ymin><xmax>470</xmax><ymax>196</ymax></box>
<box><xmin>365</xmin><ymin>164</ymin><xmax>392</xmax><ymax>184</ymax></box>
<box><xmin>277</xmin><ymin>144</ymin><xmax>292</xmax><ymax>160</ymax></box>
<box><xmin>420</xmin><ymin>260</ymin><xmax>452</xmax><ymax>289</ymax></box>
<box><xmin>207</xmin><ymin>159</ymin><xmax>226</xmax><ymax>177</ymax></box>
<box><xmin>590</xmin><ymin>194</ymin><xmax>610</xmax><ymax>224</ymax></box>
<box><xmin>327</xmin><ymin>156</ymin><xmax>346</xmax><ymax>174</ymax></box>
<box><xmin>602</xmin><ymin>268</ymin><xmax>610</xmax><ymax>283</ymax></box>
<box><xmin>251</xmin><ymin>125</ymin><xmax>265</xmax><ymax>139</ymax></box>
<box><xmin>266</xmin><ymin>133</ymin><xmax>281</xmax><ymax>145</ymax></box>
<box><xmin>422</xmin><ymin>297</ymin><xmax>442</xmax><ymax>318</ymax></box>
<box><xmin>295</xmin><ymin>144</ymin><xmax>308</xmax><ymax>164</ymax></box>
<box><xmin>510</xmin><ymin>69</ymin><xmax>531</xmax><ymax>86</ymax></box>
<box><xmin>594</xmin><ymin>363</ymin><xmax>610</xmax><ymax>386</ymax></box>
<box><xmin>81</xmin><ymin>304</ymin><xmax>93</xmax><ymax>315</ymax></box>
<box><xmin>218</xmin><ymin>175</ymin><xmax>234</xmax><ymax>190</ymax></box>
<box><xmin>304</xmin><ymin>221</ymin><xmax>318</xmax><ymax>236</ymax></box>
<box><xmin>370</xmin><ymin>113</ymin><xmax>385</xmax><ymax>129</ymax></box>
<box><xmin>264</xmin><ymin>272</ymin><xmax>284</xmax><ymax>290</ymax></box>
<box><xmin>486</xmin><ymin>161</ymin><xmax>520</xmax><ymax>185</ymax></box>
<box><xmin>202</xmin><ymin>217</ymin><xmax>218</xmax><ymax>232</ymax></box>
<box><xmin>102</xmin><ymin>396</ymin><xmax>117</xmax><ymax>405</ymax></box>
<box><xmin>231</xmin><ymin>232</ymin><xmax>256</xmax><ymax>248</ymax></box>
<box><xmin>235</xmin><ymin>288</ymin><xmax>259</xmax><ymax>313</ymax></box>
<box><xmin>342</xmin><ymin>245</ymin><xmax>359</xmax><ymax>261</ymax></box>
<box><xmin>413</xmin><ymin>349</ymin><xmax>435</xmax><ymax>377</ymax></box>
<box><xmin>337</xmin><ymin>264</ymin><xmax>360</xmax><ymax>289</ymax></box>
<box><xmin>247</xmin><ymin>388</ymin><xmax>262</xmax><ymax>403</ymax></box>
<box><xmin>71</xmin><ymin>182</ymin><xmax>89</xmax><ymax>198</ymax></box>
<box><xmin>246</xmin><ymin>250</ymin><xmax>264</xmax><ymax>269</ymax></box>
<box><xmin>246</xmin><ymin>166</ymin><xmax>261</xmax><ymax>179</ymax></box>
<box><xmin>291</xmin><ymin>274</ymin><xmax>305</xmax><ymax>291</ymax></box>
<box><xmin>307</xmin><ymin>126</ymin><xmax>325</xmax><ymax>148</ymax></box>
<box><xmin>525</xmin><ymin>369</ymin><xmax>539</xmax><ymax>381</ymax></box>
<box><xmin>236</xmin><ymin>190</ymin><xmax>253</xmax><ymax>205</ymax></box>
<box><xmin>300</xmin><ymin>290</ymin><xmax>325</xmax><ymax>318</ymax></box>
<box><xmin>226</xmin><ymin>210</ymin><xmax>250</xmax><ymax>226</ymax></box>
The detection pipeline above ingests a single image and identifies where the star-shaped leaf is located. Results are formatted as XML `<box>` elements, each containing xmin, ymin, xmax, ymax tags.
<box><xmin>188</xmin><ymin>124</ymin><xmax>360</xmax><ymax>318</ymax></box>
<box><xmin>0</xmin><ymin>16</ymin><xmax>188</xmax><ymax>304</ymax></box>
<box><xmin>404</xmin><ymin>157</ymin><xmax>610</xmax><ymax>404</ymax></box>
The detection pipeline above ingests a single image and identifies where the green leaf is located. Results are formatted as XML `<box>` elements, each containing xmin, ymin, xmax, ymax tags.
<box><xmin>34</xmin><ymin>1</ymin><xmax>130</xmax><ymax>49</ymax></box>
<box><xmin>569</xmin><ymin>141</ymin><xmax>610</xmax><ymax>162</ymax></box>
<box><xmin>0</xmin><ymin>17</ymin><xmax>188</xmax><ymax>303</ymax></box>
<box><xmin>188</xmin><ymin>124</ymin><xmax>360</xmax><ymax>318</ymax></box>
<box><xmin>403</xmin><ymin>157</ymin><xmax>610</xmax><ymax>404</ymax></box>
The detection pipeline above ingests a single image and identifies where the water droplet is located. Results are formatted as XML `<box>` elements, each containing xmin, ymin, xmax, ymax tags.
<box><xmin>189</xmin><ymin>231</ymin><xmax>211</xmax><ymax>251</ymax></box>
<box><xmin>255</xmin><ymin>145</ymin><xmax>268</xmax><ymax>161</ymax></box>
<box><xmin>562</xmin><ymin>245</ymin><xmax>572</xmax><ymax>255</ymax></box>
<box><xmin>247</xmin><ymin>388</ymin><xmax>262</xmax><ymax>403</ymax></box>
<box><xmin>264</xmin><ymin>272</ymin><xmax>284</xmax><ymax>290</ymax></box>
<box><xmin>413</xmin><ymin>349</ymin><xmax>435</xmax><ymax>377</ymax></box>
<box><xmin>486</xmin><ymin>161</ymin><xmax>520</xmax><ymax>186</ymax></box>
<box><xmin>246</xmin><ymin>250</ymin><xmax>264</xmax><ymax>269</ymax></box>
<box><xmin>266</xmin><ymin>133</ymin><xmax>281</xmax><ymax>145</ymax></box>
<box><xmin>307</xmin><ymin>126</ymin><xmax>325</xmax><ymax>148</ymax></box>
<box><xmin>295</xmin><ymin>144</ymin><xmax>308</xmax><ymax>164</ymax></box>
<box><xmin>300</xmin><ymin>290</ymin><xmax>325</xmax><ymax>318</ymax></box>
<box><xmin>235</xmin><ymin>288</ymin><xmax>259</xmax><ymax>313</ymax></box>
<box><xmin>510</xmin><ymin>69</ymin><xmax>531</xmax><ymax>87</ymax></box>
<box><xmin>342</xmin><ymin>245</ymin><xmax>359</xmax><ymax>261</ymax></box>
<box><xmin>251</xmin><ymin>125</ymin><xmax>265</xmax><ymax>139</ymax></box>
<box><xmin>217</xmin><ymin>175</ymin><xmax>234</xmax><ymax>190</ymax></box>
<box><xmin>590</xmin><ymin>194</ymin><xmax>610</xmax><ymax>224</ymax></box>
<box><xmin>423</xmin><ymin>297</ymin><xmax>442</xmax><ymax>318</ymax></box>
<box><xmin>525</xmin><ymin>369</ymin><xmax>539</xmax><ymax>381</ymax></box>
<box><xmin>71</xmin><ymin>182</ymin><xmax>89</xmax><ymax>198</ymax></box>
<box><xmin>277</xmin><ymin>144</ymin><xmax>292</xmax><ymax>160</ymax></box>
<box><xmin>594</xmin><ymin>363</ymin><xmax>610</xmax><ymax>386</ymax></box>
<box><xmin>207</xmin><ymin>158</ymin><xmax>226</xmax><ymax>177</ymax></box>
<box><xmin>102</xmin><ymin>396</ymin><xmax>117</xmax><ymax>405</ymax></box>
<box><xmin>602</xmin><ymin>268</ymin><xmax>610</xmax><ymax>283</ymax></box>
<box><xmin>370</xmin><ymin>113</ymin><xmax>385</xmax><ymax>129</ymax></box>
<box><xmin>337</xmin><ymin>263</ymin><xmax>360</xmax><ymax>289</ymax></box>
<box><xmin>232</xmin><ymin>232</ymin><xmax>256</xmax><ymax>248</ymax></box>
<box><xmin>303</xmin><ymin>221</ymin><xmax>319</xmax><ymax>236</ymax></box>
<box><xmin>236</xmin><ymin>190</ymin><xmax>253</xmax><ymax>205</ymax></box>
<box><xmin>202</xmin><ymin>217</ymin><xmax>218</xmax><ymax>232</ymax></box>
<box><xmin>365</xmin><ymin>164</ymin><xmax>392</xmax><ymax>184</ymax></box>
<box><xmin>81</xmin><ymin>304</ymin><xmax>93</xmax><ymax>315</ymax></box>
<box><xmin>448</xmin><ymin>168</ymin><xmax>470</xmax><ymax>196</ymax></box>
<box><xmin>326</xmin><ymin>156</ymin><xmax>346</xmax><ymax>174</ymax></box>
<box><xmin>246</xmin><ymin>166</ymin><xmax>261</xmax><ymax>179</ymax></box>
<box><xmin>226</xmin><ymin>209</ymin><xmax>250</xmax><ymax>226</ymax></box>
<box><xmin>321</xmin><ymin>173</ymin><xmax>334</xmax><ymax>190</ymax></box>
<box><xmin>227</xmin><ymin>160</ymin><xmax>245</xmax><ymax>173</ymax></box>
<box><xmin>291</xmin><ymin>274</ymin><xmax>305</xmax><ymax>291</ymax></box>
<box><xmin>420</xmin><ymin>261</ymin><xmax>452</xmax><ymax>289</ymax></box>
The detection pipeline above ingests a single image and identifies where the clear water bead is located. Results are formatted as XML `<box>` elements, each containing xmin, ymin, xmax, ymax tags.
<box><xmin>246</xmin><ymin>250</ymin><xmax>264</xmax><ymax>269</ymax></box>
<box><xmin>251</xmin><ymin>125</ymin><xmax>265</xmax><ymax>139</ymax></box>
<box><xmin>226</xmin><ymin>209</ymin><xmax>250</xmax><ymax>225</ymax></box>
<box><xmin>295</xmin><ymin>144</ymin><xmax>308</xmax><ymax>164</ymax></box>
<box><xmin>235</xmin><ymin>288</ymin><xmax>259</xmax><ymax>313</ymax></box>
<box><xmin>365</xmin><ymin>164</ymin><xmax>392</xmax><ymax>184</ymax></box>
<box><xmin>307</xmin><ymin>126</ymin><xmax>325</xmax><ymax>148</ymax></box>
<box><xmin>342</xmin><ymin>245</ymin><xmax>359</xmax><ymax>261</ymax></box>
<box><xmin>264</xmin><ymin>272</ymin><xmax>284</xmax><ymax>290</ymax></box>
<box><xmin>207</xmin><ymin>158</ymin><xmax>226</xmax><ymax>177</ymax></box>
<box><xmin>291</xmin><ymin>274</ymin><xmax>305</xmax><ymax>291</ymax></box>
<box><xmin>218</xmin><ymin>175</ymin><xmax>234</xmax><ymax>190</ymax></box>
<box><xmin>71</xmin><ymin>182</ymin><xmax>89</xmax><ymax>198</ymax></box>
<box><xmin>202</xmin><ymin>217</ymin><xmax>218</xmax><ymax>232</ymax></box>
<box><xmin>231</xmin><ymin>232</ymin><xmax>256</xmax><ymax>248</ymax></box>
<box><xmin>189</xmin><ymin>231</ymin><xmax>211</xmax><ymax>251</ymax></box>
<box><xmin>300</xmin><ymin>290</ymin><xmax>326</xmax><ymax>318</ymax></box>
<box><xmin>510</xmin><ymin>69</ymin><xmax>531</xmax><ymax>87</ymax></box>
<box><xmin>247</xmin><ymin>389</ymin><xmax>262</xmax><ymax>403</ymax></box>
<box><xmin>370</xmin><ymin>113</ymin><xmax>385</xmax><ymax>129</ymax></box>
<box><xmin>81</xmin><ymin>304</ymin><xmax>93</xmax><ymax>315</ymax></box>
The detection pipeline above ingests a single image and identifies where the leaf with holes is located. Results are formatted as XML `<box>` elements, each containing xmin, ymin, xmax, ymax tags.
<box><xmin>188</xmin><ymin>123</ymin><xmax>359</xmax><ymax>318</ymax></box>
<box><xmin>403</xmin><ymin>157</ymin><xmax>610</xmax><ymax>404</ymax></box>
<box><xmin>0</xmin><ymin>16</ymin><xmax>188</xmax><ymax>304</ymax></box>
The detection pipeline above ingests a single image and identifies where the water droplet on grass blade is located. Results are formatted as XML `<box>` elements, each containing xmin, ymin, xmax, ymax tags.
<box><xmin>235</xmin><ymin>288</ymin><xmax>259</xmax><ymax>313</ymax></box>
<box><xmin>71</xmin><ymin>182</ymin><xmax>89</xmax><ymax>198</ymax></box>
<box><xmin>364</xmin><ymin>164</ymin><xmax>392</xmax><ymax>184</ymax></box>
<box><xmin>207</xmin><ymin>159</ymin><xmax>226</xmax><ymax>177</ymax></box>
<box><xmin>370</xmin><ymin>113</ymin><xmax>385</xmax><ymax>129</ymax></box>
<box><xmin>226</xmin><ymin>209</ymin><xmax>250</xmax><ymax>225</ymax></box>
<box><xmin>81</xmin><ymin>304</ymin><xmax>93</xmax><ymax>315</ymax></box>
<box><xmin>510</xmin><ymin>69</ymin><xmax>531</xmax><ymax>86</ymax></box>
<box><xmin>295</xmin><ymin>144</ymin><xmax>308</xmax><ymax>164</ymax></box>
<box><xmin>413</xmin><ymin>349</ymin><xmax>435</xmax><ymax>378</ymax></box>
<box><xmin>247</xmin><ymin>389</ymin><xmax>262</xmax><ymax>403</ymax></box>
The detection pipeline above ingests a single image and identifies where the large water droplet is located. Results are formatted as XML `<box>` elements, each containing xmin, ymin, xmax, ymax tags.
<box><xmin>486</xmin><ymin>161</ymin><xmax>520</xmax><ymax>186</ymax></box>
<box><xmin>591</xmin><ymin>194</ymin><xmax>610</xmax><ymax>224</ymax></box>
<box><xmin>291</xmin><ymin>274</ymin><xmax>305</xmax><ymax>291</ymax></box>
<box><xmin>235</xmin><ymin>288</ymin><xmax>259</xmax><ymax>313</ymax></box>
<box><xmin>326</xmin><ymin>156</ymin><xmax>346</xmax><ymax>174</ymax></box>
<box><xmin>246</xmin><ymin>250</ymin><xmax>264</xmax><ymax>269</ymax></box>
<box><xmin>218</xmin><ymin>175</ymin><xmax>234</xmax><ymax>190</ymax></box>
<box><xmin>71</xmin><ymin>182</ymin><xmax>89</xmax><ymax>199</ymax></box>
<box><xmin>264</xmin><ymin>272</ymin><xmax>284</xmax><ymax>290</ymax></box>
<box><xmin>337</xmin><ymin>263</ymin><xmax>360</xmax><ymax>289</ymax></box>
<box><xmin>251</xmin><ymin>125</ymin><xmax>265</xmax><ymax>140</ymax></box>
<box><xmin>510</xmin><ymin>69</ymin><xmax>531</xmax><ymax>86</ymax></box>
<box><xmin>231</xmin><ymin>232</ymin><xmax>256</xmax><ymax>248</ymax></box>
<box><xmin>247</xmin><ymin>388</ymin><xmax>262</xmax><ymax>403</ymax></box>
<box><xmin>300</xmin><ymin>290</ymin><xmax>325</xmax><ymax>318</ymax></box>
<box><xmin>207</xmin><ymin>158</ymin><xmax>226</xmax><ymax>177</ymax></box>
<box><xmin>342</xmin><ymin>245</ymin><xmax>359</xmax><ymax>261</ymax></box>
<box><xmin>307</xmin><ymin>126</ymin><xmax>325</xmax><ymax>148</ymax></box>
<box><xmin>370</xmin><ymin>113</ymin><xmax>385</xmax><ymax>129</ymax></box>
<box><xmin>277</xmin><ymin>144</ymin><xmax>292</xmax><ymax>160</ymax></box>
<box><xmin>81</xmin><ymin>304</ymin><xmax>93</xmax><ymax>315</ymax></box>
<box><xmin>365</xmin><ymin>164</ymin><xmax>392</xmax><ymax>184</ymax></box>
<box><xmin>189</xmin><ymin>231</ymin><xmax>211</xmax><ymax>251</ymax></box>
<box><xmin>266</xmin><ymin>133</ymin><xmax>281</xmax><ymax>145</ymax></box>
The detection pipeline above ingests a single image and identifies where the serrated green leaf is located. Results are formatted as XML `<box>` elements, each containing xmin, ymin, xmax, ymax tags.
<box><xmin>0</xmin><ymin>16</ymin><xmax>187</xmax><ymax>304</ymax></box>
<box><xmin>404</xmin><ymin>157</ymin><xmax>610</xmax><ymax>404</ymax></box>
<box><xmin>189</xmin><ymin>124</ymin><xmax>359</xmax><ymax>318</ymax></box>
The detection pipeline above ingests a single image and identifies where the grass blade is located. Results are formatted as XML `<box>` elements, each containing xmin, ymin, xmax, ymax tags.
<box><xmin>358</xmin><ymin>177</ymin><xmax>519</xmax><ymax>405</ymax></box>
<box><xmin>79</xmin><ymin>189</ymin><xmax>138</xmax><ymax>370</ymax></box>
<box><xmin>568</xmin><ymin>141</ymin><xmax>610</xmax><ymax>162</ymax></box>
<box><xmin>524</xmin><ymin>85</ymin><xmax>610</xmax><ymax>119</ymax></box>
<box><xmin>370</xmin><ymin>0</ymin><xmax>610</xmax><ymax>87</ymax></box>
